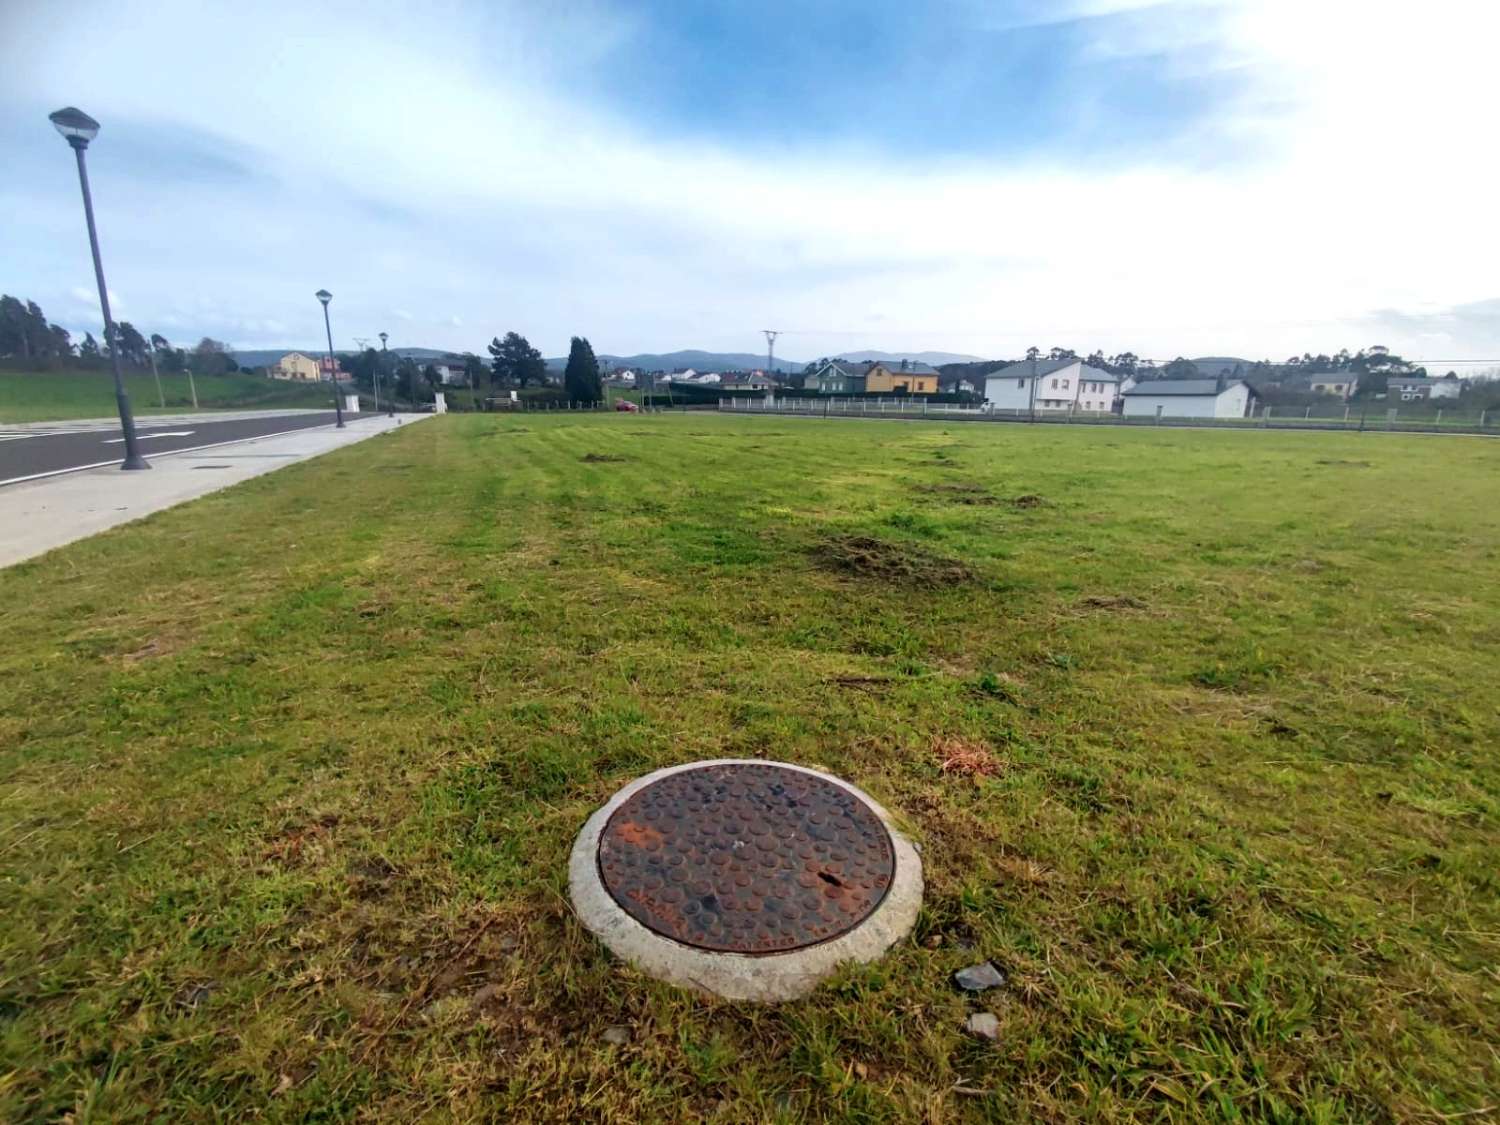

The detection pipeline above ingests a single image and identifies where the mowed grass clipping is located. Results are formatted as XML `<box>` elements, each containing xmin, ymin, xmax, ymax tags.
<box><xmin>0</xmin><ymin>369</ymin><xmax>334</xmax><ymax>423</ymax></box>
<box><xmin>1</xmin><ymin>413</ymin><xmax>1497</xmax><ymax>1122</ymax></box>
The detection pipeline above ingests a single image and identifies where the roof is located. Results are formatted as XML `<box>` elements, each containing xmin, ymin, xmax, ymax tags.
<box><xmin>987</xmin><ymin>358</ymin><xmax>1117</xmax><ymax>382</ymax></box>
<box><xmin>866</xmin><ymin>360</ymin><xmax>939</xmax><ymax>376</ymax></box>
<box><xmin>1386</xmin><ymin>375</ymin><xmax>1432</xmax><ymax>386</ymax></box>
<box><xmin>815</xmin><ymin>360</ymin><xmax>870</xmax><ymax>378</ymax></box>
<box><xmin>1123</xmin><ymin>379</ymin><xmax>1250</xmax><ymax>397</ymax></box>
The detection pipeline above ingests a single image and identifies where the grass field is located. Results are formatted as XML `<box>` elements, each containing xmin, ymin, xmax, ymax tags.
<box><xmin>2</xmin><ymin>414</ymin><xmax>1496</xmax><ymax>1122</ymax></box>
<box><xmin>0</xmin><ymin>370</ymin><xmax>336</xmax><ymax>423</ymax></box>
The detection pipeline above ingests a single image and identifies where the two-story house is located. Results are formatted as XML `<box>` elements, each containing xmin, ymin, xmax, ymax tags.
<box><xmin>864</xmin><ymin>359</ymin><xmax>939</xmax><ymax>395</ymax></box>
<box><xmin>269</xmin><ymin>352</ymin><xmax>321</xmax><ymax>381</ymax></box>
<box><xmin>983</xmin><ymin>358</ymin><xmax>1120</xmax><ymax>413</ymax></box>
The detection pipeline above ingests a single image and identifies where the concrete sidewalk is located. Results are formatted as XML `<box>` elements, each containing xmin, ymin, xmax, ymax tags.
<box><xmin>1</xmin><ymin>413</ymin><xmax>429</xmax><ymax>568</ymax></box>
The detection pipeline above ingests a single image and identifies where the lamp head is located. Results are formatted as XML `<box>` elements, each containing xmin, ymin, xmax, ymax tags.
<box><xmin>315</xmin><ymin>289</ymin><xmax>332</xmax><ymax>306</ymax></box>
<box><xmin>49</xmin><ymin>106</ymin><xmax>100</xmax><ymax>149</ymax></box>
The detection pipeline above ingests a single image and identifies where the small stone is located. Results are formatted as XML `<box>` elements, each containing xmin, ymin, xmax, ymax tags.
<box><xmin>954</xmin><ymin>961</ymin><xmax>1006</xmax><ymax>992</ymax></box>
<box><xmin>965</xmin><ymin>1012</ymin><xmax>1000</xmax><ymax>1041</ymax></box>
<box><xmin>601</xmin><ymin>1025</ymin><xmax>631</xmax><ymax>1046</ymax></box>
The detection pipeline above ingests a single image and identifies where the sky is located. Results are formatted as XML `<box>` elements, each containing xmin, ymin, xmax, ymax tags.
<box><xmin>3</xmin><ymin>0</ymin><xmax>1498</xmax><ymax>369</ymax></box>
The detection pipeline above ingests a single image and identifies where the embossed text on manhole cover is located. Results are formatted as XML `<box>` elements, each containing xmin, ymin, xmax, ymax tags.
<box><xmin>596</xmin><ymin>762</ymin><xmax>895</xmax><ymax>954</ymax></box>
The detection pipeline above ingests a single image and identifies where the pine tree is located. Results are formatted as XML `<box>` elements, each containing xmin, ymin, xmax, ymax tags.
<box><xmin>563</xmin><ymin>336</ymin><xmax>602</xmax><ymax>404</ymax></box>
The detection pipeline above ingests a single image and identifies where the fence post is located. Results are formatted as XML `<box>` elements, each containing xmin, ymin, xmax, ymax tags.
<box><xmin>1305</xmin><ymin>406</ymin><xmax>1311</xmax><ymax>419</ymax></box>
<box><xmin>1436</xmin><ymin>409</ymin><xmax>1443</xmax><ymax>426</ymax></box>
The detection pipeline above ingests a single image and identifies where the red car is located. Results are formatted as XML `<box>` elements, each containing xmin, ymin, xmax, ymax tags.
<box><xmin>615</xmin><ymin>399</ymin><xmax>640</xmax><ymax>412</ymax></box>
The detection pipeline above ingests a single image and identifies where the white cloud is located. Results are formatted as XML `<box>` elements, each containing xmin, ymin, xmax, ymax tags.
<box><xmin>4</xmin><ymin>0</ymin><xmax>1497</xmax><ymax>361</ymax></box>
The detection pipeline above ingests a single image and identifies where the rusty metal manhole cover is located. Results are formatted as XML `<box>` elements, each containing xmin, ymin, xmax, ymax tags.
<box><xmin>597</xmin><ymin>763</ymin><xmax>895</xmax><ymax>954</ymax></box>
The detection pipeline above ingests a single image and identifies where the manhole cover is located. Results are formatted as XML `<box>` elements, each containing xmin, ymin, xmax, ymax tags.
<box><xmin>597</xmin><ymin>762</ymin><xmax>895</xmax><ymax>954</ymax></box>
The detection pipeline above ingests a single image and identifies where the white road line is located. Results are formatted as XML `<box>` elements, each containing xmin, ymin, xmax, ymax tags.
<box><xmin>101</xmin><ymin>431</ymin><xmax>196</xmax><ymax>443</ymax></box>
<box><xmin>0</xmin><ymin>420</ymin><xmax>355</xmax><ymax>488</ymax></box>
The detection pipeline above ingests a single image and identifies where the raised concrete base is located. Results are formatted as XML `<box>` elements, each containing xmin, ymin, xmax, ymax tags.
<box><xmin>569</xmin><ymin>759</ymin><xmax>922</xmax><ymax>1002</ymax></box>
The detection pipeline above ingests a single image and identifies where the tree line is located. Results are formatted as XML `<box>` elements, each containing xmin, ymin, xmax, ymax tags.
<box><xmin>0</xmin><ymin>293</ymin><xmax>241</xmax><ymax>375</ymax></box>
<box><xmin>335</xmin><ymin>332</ymin><xmax>604</xmax><ymax>406</ymax></box>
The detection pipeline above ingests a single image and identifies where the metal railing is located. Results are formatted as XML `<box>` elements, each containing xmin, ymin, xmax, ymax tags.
<box><xmin>716</xmin><ymin>396</ymin><xmax>1498</xmax><ymax>435</ymax></box>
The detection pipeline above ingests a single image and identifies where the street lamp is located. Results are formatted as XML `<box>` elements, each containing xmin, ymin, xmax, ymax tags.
<box><xmin>315</xmin><ymin>289</ymin><xmax>344</xmax><ymax>428</ymax></box>
<box><xmin>379</xmin><ymin>331</ymin><xmax>393</xmax><ymax>416</ymax></box>
<box><xmin>50</xmin><ymin>106</ymin><xmax>149</xmax><ymax>470</ymax></box>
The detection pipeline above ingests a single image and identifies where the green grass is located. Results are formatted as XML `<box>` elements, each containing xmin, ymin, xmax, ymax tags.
<box><xmin>0</xmin><ymin>370</ymin><xmax>336</xmax><ymax>423</ymax></box>
<box><xmin>2</xmin><ymin>414</ymin><xmax>1497</xmax><ymax>1122</ymax></box>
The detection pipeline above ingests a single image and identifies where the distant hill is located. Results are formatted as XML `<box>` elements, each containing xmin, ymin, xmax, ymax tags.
<box><xmin>546</xmin><ymin>350</ymin><xmax>804</xmax><ymax>374</ymax></box>
<box><xmin>831</xmin><ymin>350</ymin><xmax>987</xmax><ymax>366</ymax></box>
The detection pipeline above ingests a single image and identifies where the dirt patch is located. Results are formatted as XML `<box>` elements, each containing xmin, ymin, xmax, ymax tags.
<box><xmin>913</xmin><ymin>482</ymin><xmax>998</xmax><ymax>506</ymax></box>
<box><xmin>1010</xmin><ymin>494</ymin><xmax>1047</xmax><ymax>509</ymax></box>
<box><xmin>581</xmin><ymin>453</ymin><xmax>628</xmax><ymax>463</ymax></box>
<box><xmin>1079</xmin><ymin>594</ymin><xmax>1146</xmax><ymax>611</ymax></box>
<box><xmin>263</xmin><ymin>814</ymin><xmax>339</xmax><ymax>868</ymax></box>
<box><xmin>1316</xmin><ymin>459</ymin><xmax>1371</xmax><ymax>467</ymax></box>
<box><xmin>932</xmin><ymin>736</ymin><xmax>1004</xmax><ymax>778</ymax></box>
<box><xmin>118</xmin><ymin>636</ymin><xmax>182</xmax><ymax>663</ymax></box>
<box><xmin>812</xmin><ymin>534</ymin><xmax>973</xmax><ymax>584</ymax></box>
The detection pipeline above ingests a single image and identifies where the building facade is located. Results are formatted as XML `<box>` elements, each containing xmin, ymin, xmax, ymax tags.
<box><xmin>270</xmin><ymin>352</ymin><xmax>321</xmax><ymax>381</ymax></box>
<box><xmin>864</xmin><ymin>360</ymin><xmax>939</xmax><ymax>395</ymax></box>
<box><xmin>1121</xmin><ymin>379</ymin><xmax>1255</xmax><ymax>419</ymax></box>
<box><xmin>984</xmin><ymin>358</ymin><xmax>1120</xmax><ymax>413</ymax></box>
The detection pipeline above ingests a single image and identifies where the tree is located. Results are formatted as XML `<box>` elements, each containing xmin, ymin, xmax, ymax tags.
<box><xmin>114</xmin><ymin>321</ymin><xmax>149</xmax><ymax>367</ymax></box>
<box><xmin>192</xmin><ymin>337</ymin><xmax>234</xmax><ymax>375</ymax></box>
<box><xmin>341</xmin><ymin>348</ymin><xmax>380</xmax><ymax>395</ymax></box>
<box><xmin>49</xmin><ymin>324</ymin><xmax>73</xmax><ymax>357</ymax></box>
<box><xmin>79</xmin><ymin>332</ymin><xmax>101</xmax><ymax>360</ymax></box>
<box><xmin>1048</xmin><ymin>346</ymin><xmax>1077</xmax><ymax>362</ymax></box>
<box><xmin>488</xmin><ymin>331</ymin><xmax>546</xmax><ymax>387</ymax></box>
<box><xmin>462</xmin><ymin>352</ymin><xmax>485</xmax><ymax>387</ymax></box>
<box><xmin>563</xmin><ymin>336</ymin><xmax>602</xmax><ymax>404</ymax></box>
<box><xmin>1025</xmin><ymin>346</ymin><xmax>1041</xmax><ymax>362</ymax></box>
<box><xmin>1163</xmin><ymin>356</ymin><xmax>1200</xmax><ymax>379</ymax></box>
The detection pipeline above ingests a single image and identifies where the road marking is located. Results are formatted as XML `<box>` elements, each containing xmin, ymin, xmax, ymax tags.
<box><xmin>0</xmin><ymin>419</ymin><xmax>365</xmax><ymax>488</ymax></box>
<box><xmin>102</xmin><ymin>431</ymin><xmax>196</xmax><ymax>443</ymax></box>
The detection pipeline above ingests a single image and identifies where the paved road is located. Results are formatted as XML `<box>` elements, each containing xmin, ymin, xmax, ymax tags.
<box><xmin>0</xmin><ymin>411</ymin><xmax>382</xmax><ymax>486</ymax></box>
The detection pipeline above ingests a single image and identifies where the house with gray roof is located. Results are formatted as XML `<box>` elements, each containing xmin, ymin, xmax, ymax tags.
<box><xmin>983</xmin><ymin>357</ymin><xmax>1120</xmax><ymax>413</ymax></box>
<box><xmin>1121</xmin><ymin>378</ymin><xmax>1257</xmax><ymax>419</ymax></box>
<box><xmin>807</xmin><ymin>359</ymin><xmax>871</xmax><ymax>395</ymax></box>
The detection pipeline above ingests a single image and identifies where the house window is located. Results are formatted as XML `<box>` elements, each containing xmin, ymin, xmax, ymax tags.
<box><xmin>1050</xmin><ymin>378</ymin><xmax>1058</xmax><ymax>388</ymax></box>
<box><xmin>1061</xmin><ymin>379</ymin><xmax>1069</xmax><ymax>389</ymax></box>
<box><xmin>1017</xmin><ymin>378</ymin><xmax>1026</xmax><ymax>387</ymax></box>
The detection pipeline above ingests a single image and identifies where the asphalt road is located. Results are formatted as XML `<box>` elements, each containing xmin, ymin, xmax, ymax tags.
<box><xmin>0</xmin><ymin>411</ymin><xmax>377</xmax><ymax>486</ymax></box>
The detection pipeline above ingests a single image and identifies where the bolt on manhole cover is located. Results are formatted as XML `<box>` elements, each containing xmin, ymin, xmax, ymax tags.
<box><xmin>596</xmin><ymin>761</ymin><xmax>895</xmax><ymax>954</ymax></box>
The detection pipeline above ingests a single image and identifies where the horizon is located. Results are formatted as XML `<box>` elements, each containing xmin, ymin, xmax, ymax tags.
<box><xmin>4</xmin><ymin>2</ymin><xmax>1498</xmax><ymax>369</ymax></box>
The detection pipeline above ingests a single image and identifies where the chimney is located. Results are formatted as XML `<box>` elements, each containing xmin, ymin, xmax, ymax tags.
<box><xmin>900</xmin><ymin>358</ymin><xmax>909</xmax><ymax>371</ymax></box>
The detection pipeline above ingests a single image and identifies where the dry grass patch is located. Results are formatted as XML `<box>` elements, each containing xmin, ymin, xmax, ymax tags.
<box><xmin>933</xmin><ymin>736</ymin><xmax>1005</xmax><ymax>778</ymax></box>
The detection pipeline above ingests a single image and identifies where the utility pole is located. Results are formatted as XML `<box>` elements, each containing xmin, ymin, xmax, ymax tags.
<box><xmin>146</xmin><ymin>337</ymin><xmax>165</xmax><ymax>409</ymax></box>
<box><xmin>762</xmin><ymin>329</ymin><xmax>779</xmax><ymax>378</ymax></box>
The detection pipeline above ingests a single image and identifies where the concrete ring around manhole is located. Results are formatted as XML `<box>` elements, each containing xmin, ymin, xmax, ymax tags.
<box><xmin>568</xmin><ymin>758</ymin><xmax>922</xmax><ymax>1002</ymax></box>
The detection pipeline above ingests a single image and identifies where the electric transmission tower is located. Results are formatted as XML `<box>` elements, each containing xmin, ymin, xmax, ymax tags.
<box><xmin>762</xmin><ymin>329</ymin><xmax>780</xmax><ymax>375</ymax></box>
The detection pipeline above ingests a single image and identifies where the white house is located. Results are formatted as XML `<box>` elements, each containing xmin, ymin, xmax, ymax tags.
<box><xmin>1122</xmin><ymin>378</ymin><xmax>1256</xmax><ymax>419</ymax></box>
<box><xmin>1388</xmin><ymin>375</ymin><xmax>1461</xmax><ymax>401</ymax></box>
<box><xmin>984</xmin><ymin>358</ymin><xmax>1120</xmax><ymax>413</ymax></box>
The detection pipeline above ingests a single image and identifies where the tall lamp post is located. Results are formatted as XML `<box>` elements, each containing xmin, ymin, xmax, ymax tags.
<box><xmin>379</xmin><ymin>331</ymin><xmax>393</xmax><ymax>416</ymax></box>
<box><xmin>315</xmin><ymin>289</ymin><xmax>345</xmax><ymax>428</ymax></box>
<box><xmin>50</xmin><ymin>106</ymin><xmax>150</xmax><ymax>470</ymax></box>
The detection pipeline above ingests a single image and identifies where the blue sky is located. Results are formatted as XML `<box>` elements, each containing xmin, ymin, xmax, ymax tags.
<box><xmin>2</xmin><ymin>0</ymin><xmax>1498</xmax><ymax>366</ymax></box>
<box><xmin>584</xmin><ymin>1</ymin><xmax>1246</xmax><ymax>165</ymax></box>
